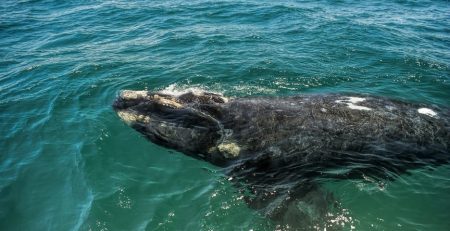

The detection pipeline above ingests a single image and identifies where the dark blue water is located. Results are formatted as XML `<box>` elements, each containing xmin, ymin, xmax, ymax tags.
<box><xmin>1</xmin><ymin>0</ymin><xmax>449</xmax><ymax>230</ymax></box>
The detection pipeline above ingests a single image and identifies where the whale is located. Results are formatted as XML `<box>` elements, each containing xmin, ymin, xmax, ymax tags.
<box><xmin>112</xmin><ymin>90</ymin><xmax>450</xmax><ymax>229</ymax></box>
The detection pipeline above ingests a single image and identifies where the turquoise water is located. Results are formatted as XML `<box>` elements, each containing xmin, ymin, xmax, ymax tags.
<box><xmin>1</xmin><ymin>0</ymin><xmax>450</xmax><ymax>230</ymax></box>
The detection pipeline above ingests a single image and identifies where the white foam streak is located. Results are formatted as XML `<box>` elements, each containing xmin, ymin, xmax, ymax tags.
<box><xmin>159</xmin><ymin>84</ymin><xmax>210</xmax><ymax>96</ymax></box>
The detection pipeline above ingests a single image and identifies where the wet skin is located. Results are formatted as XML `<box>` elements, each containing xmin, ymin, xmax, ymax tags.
<box><xmin>113</xmin><ymin>90</ymin><xmax>450</xmax><ymax>229</ymax></box>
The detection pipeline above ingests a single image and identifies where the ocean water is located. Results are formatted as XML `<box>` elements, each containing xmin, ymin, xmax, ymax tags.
<box><xmin>1</xmin><ymin>0</ymin><xmax>450</xmax><ymax>230</ymax></box>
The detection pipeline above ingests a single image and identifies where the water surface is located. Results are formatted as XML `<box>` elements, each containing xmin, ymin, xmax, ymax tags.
<box><xmin>1</xmin><ymin>0</ymin><xmax>449</xmax><ymax>230</ymax></box>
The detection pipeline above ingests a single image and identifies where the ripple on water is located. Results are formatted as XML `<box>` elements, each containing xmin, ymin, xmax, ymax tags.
<box><xmin>1</xmin><ymin>0</ymin><xmax>450</xmax><ymax>230</ymax></box>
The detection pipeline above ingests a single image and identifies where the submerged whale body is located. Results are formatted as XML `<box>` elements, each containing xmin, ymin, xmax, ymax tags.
<box><xmin>113</xmin><ymin>90</ymin><xmax>450</xmax><ymax>229</ymax></box>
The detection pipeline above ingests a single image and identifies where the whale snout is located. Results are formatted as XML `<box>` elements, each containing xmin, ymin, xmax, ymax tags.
<box><xmin>112</xmin><ymin>90</ymin><xmax>150</xmax><ymax>111</ymax></box>
<box><xmin>112</xmin><ymin>97</ymin><xmax>129</xmax><ymax>111</ymax></box>
<box><xmin>112</xmin><ymin>89</ymin><xmax>226</xmax><ymax>160</ymax></box>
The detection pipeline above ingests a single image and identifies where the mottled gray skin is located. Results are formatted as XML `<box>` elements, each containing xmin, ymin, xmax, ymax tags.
<box><xmin>113</xmin><ymin>90</ymin><xmax>450</xmax><ymax>229</ymax></box>
<box><xmin>223</xmin><ymin>95</ymin><xmax>449</xmax><ymax>174</ymax></box>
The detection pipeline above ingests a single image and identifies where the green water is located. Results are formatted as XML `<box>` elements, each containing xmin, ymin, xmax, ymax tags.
<box><xmin>1</xmin><ymin>0</ymin><xmax>449</xmax><ymax>230</ymax></box>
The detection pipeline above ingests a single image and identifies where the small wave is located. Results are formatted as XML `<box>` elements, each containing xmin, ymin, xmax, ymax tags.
<box><xmin>158</xmin><ymin>82</ymin><xmax>281</xmax><ymax>97</ymax></box>
<box><xmin>158</xmin><ymin>83</ymin><xmax>220</xmax><ymax>96</ymax></box>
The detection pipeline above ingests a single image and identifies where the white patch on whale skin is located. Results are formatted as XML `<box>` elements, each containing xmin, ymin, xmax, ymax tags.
<box><xmin>120</xmin><ymin>90</ymin><xmax>148</xmax><ymax>100</ymax></box>
<box><xmin>121</xmin><ymin>90</ymin><xmax>184</xmax><ymax>108</ymax></box>
<box><xmin>418</xmin><ymin>108</ymin><xmax>437</xmax><ymax>117</ymax></box>
<box><xmin>217</xmin><ymin>142</ymin><xmax>241</xmax><ymax>158</ymax></box>
<box><xmin>117</xmin><ymin>111</ymin><xmax>150</xmax><ymax>124</ymax></box>
<box><xmin>220</xmin><ymin>96</ymin><xmax>229</xmax><ymax>103</ymax></box>
<box><xmin>153</xmin><ymin>95</ymin><xmax>183</xmax><ymax>108</ymax></box>
<box><xmin>347</xmin><ymin>97</ymin><xmax>366</xmax><ymax>103</ymax></box>
<box><xmin>335</xmin><ymin>97</ymin><xmax>372</xmax><ymax>111</ymax></box>
<box><xmin>347</xmin><ymin>104</ymin><xmax>372</xmax><ymax>111</ymax></box>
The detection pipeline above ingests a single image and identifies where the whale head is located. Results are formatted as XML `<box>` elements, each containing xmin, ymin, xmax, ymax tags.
<box><xmin>113</xmin><ymin>90</ymin><xmax>231</xmax><ymax>165</ymax></box>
